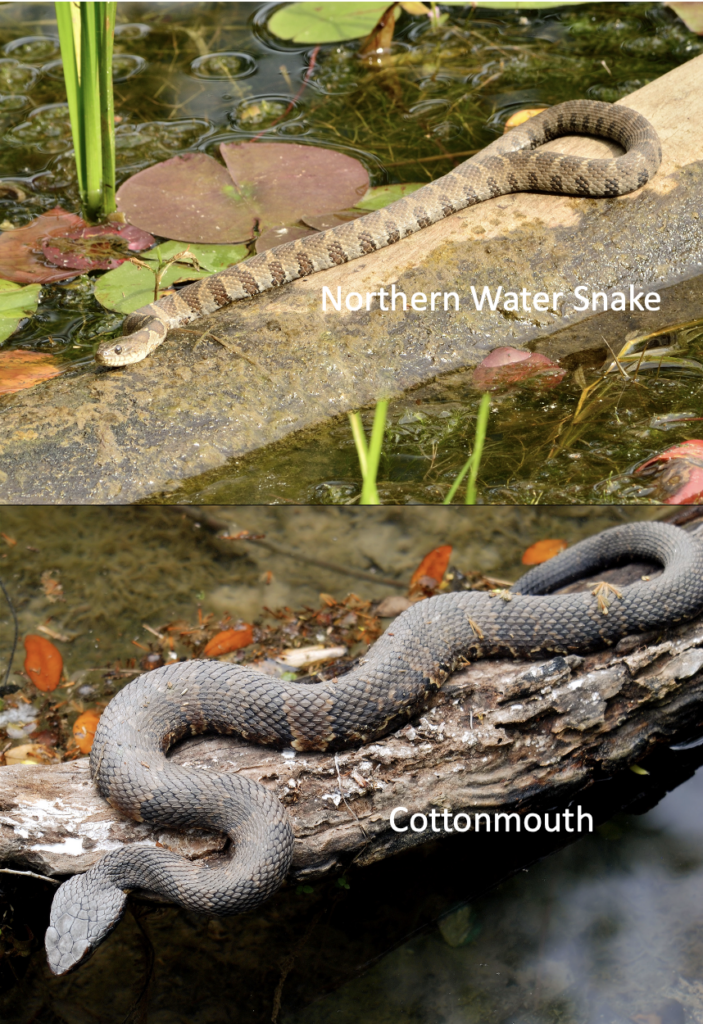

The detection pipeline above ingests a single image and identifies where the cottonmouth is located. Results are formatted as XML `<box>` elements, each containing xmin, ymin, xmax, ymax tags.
<box><xmin>95</xmin><ymin>100</ymin><xmax>661</xmax><ymax>366</ymax></box>
<box><xmin>45</xmin><ymin>521</ymin><xmax>703</xmax><ymax>974</ymax></box>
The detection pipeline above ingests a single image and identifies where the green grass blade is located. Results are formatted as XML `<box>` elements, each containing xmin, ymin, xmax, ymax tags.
<box><xmin>443</xmin><ymin>392</ymin><xmax>491</xmax><ymax>505</ymax></box>
<box><xmin>98</xmin><ymin>2</ymin><xmax>116</xmax><ymax>215</ymax></box>
<box><xmin>465</xmin><ymin>392</ymin><xmax>491</xmax><ymax>504</ymax></box>
<box><xmin>81</xmin><ymin>2</ymin><xmax>103</xmax><ymax>217</ymax></box>
<box><xmin>360</xmin><ymin>399</ymin><xmax>387</xmax><ymax>505</ymax></box>
<box><xmin>348</xmin><ymin>411</ymin><xmax>370</xmax><ymax>479</ymax></box>
<box><xmin>55</xmin><ymin>1</ymin><xmax>86</xmax><ymax>202</ymax></box>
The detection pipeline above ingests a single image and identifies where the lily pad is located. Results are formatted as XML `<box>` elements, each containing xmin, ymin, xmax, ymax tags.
<box><xmin>0</xmin><ymin>349</ymin><xmax>60</xmax><ymax>395</ymax></box>
<box><xmin>41</xmin><ymin>223</ymin><xmax>155</xmax><ymax>272</ymax></box>
<box><xmin>0</xmin><ymin>207</ymin><xmax>87</xmax><ymax>284</ymax></box>
<box><xmin>354</xmin><ymin>183</ymin><xmax>425</xmax><ymax>210</ymax></box>
<box><xmin>0</xmin><ymin>280</ymin><xmax>41</xmax><ymax>343</ymax></box>
<box><xmin>94</xmin><ymin>240</ymin><xmax>250</xmax><ymax>314</ymax></box>
<box><xmin>255</xmin><ymin>224</ymin><xmax>317</xmax><ymax>254</ymax></box>
<box><xmin>220</xmin><ymin>141</ymin><xmax>369</xmax><ymax>234</ymax></box>
<box><xmin>267</xmin><ymin>2</ymin><xmax>390</xmax><ymax>44</ymax></box>
<box><xmin>116</xmin><ymin>152</ymin><xmax>255</xmax><ymax>244</ymax></box>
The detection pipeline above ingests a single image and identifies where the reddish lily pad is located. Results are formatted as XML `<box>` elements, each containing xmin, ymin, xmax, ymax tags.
<box><xmin>255</xmin><ymin>224</ymin><xmax>317</xmax><ymax>254</ymax></box>
<box><xmin>41</xmin><ymin>223</ymin><xmax>155</xmax><ymax>272</ymax></box>
<box><xmin>0</xmin><ymin>350</ymin><xmax>61</xmax><ymax>395</ymax></box>
<box><xmin>116</xmin><ymin>152</ymin><xmax>253</xmax><ymax>244</ymax></box>
<box><xmin>634</xmin><ymin>440</ymin><xmax>703</xmax><ymax>504</ymax></box>
<box><xmin>220</xmin><ymin>141</ymin><xmax>369</xmax><ymax>235</ymax></box>
<box><xmin>0</xmin><ymin>207</ymin><xmax>87</xmax><ymax>284</ymax></box>
<box><xmin>472</xmin><ymin>347</ymin><xmax>566</xmax><ymax>390</ymax></box>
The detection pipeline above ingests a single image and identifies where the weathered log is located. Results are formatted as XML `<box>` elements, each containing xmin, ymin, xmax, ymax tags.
<box><xmin>3</xmin><ymin>529</ymin><xmax>703</xmax><ymax>888</ymax></box>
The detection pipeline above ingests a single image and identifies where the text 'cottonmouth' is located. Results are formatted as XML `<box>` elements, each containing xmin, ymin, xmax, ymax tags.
<box><xmin>45</xmin><ymin>522</ymin><xmax>703</xmax><ymax>974</ymax></box>
<box><xmin>95</xmin><ymin>100</ymin><xmax>661</xmax><ymax>366</ymax></box>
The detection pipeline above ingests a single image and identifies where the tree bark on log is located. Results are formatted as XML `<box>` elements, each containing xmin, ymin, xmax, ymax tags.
<box><xmin>3</xmin><ymin>529</ymin><xmax>703</xmax><ymax>886</ymax></box>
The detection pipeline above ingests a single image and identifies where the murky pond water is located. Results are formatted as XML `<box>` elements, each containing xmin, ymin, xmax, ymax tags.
<box><xmin>0</xmin><ymin>3</ymin><xmax>702</xmax><ymax>501</ymax></box>
<box><xmin>2</xmin><ymin>505</ymin><xmax>702</xmax><ymax>1023</ymax></box>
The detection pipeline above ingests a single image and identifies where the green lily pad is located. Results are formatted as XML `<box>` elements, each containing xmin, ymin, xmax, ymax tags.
<box><xmin>267</xmin><ymin>2</ymin><xmax>390</xmax><ymax>44</ymax></box>
<box><xmin>354</xmin><ymin>183</ymin><xmax>426</xmax><ymax>210</ymax></box>
<box><xmin>0</xmin><ymin>280</ymin><xmax>41</xmax><ymax>343</ymax></box>
<box><xmin>93</xmin><ymin>242</ymin><xmax>249</xmax><ymax>315</ymax></box>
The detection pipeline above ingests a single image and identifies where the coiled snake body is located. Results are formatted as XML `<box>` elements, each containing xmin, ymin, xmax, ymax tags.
<box><xmin>95</xmin><ymin>100</ymin><xmax>661</xmax><ymax>366</ymax></box>
<box><xmin>45</xmin><ymin>523</ymin><xmax>703</xmax><ymax>974</ymax></box>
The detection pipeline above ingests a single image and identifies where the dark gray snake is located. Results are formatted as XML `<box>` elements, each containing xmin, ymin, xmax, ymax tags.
<box><xmin>45</xmin><ymin>522</ymin><xmax>703</xmax><ymax>974</ymax></box>
<box><xmin>95</xmin><ymin>100</ymin><xmax>661</xmax><ymax>366</ymax></box>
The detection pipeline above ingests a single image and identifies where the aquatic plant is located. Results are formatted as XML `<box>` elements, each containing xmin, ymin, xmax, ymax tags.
<box><xmin>55</xmin><ymin>1</ymin><xmax>116</xmax><ymax>221</ymax></box>
<box><xmin>349</xmin><ymin>399</ymin><xmax>388</xmax><ymax>504</ymax></box>
<box><xmin>443</xmin><ymin>392</ymin><xmax>491</xmax><ymax>505</ymax></box>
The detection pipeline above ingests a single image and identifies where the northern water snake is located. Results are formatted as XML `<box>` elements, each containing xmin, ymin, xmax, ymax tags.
<box><xmin>44</xmin><ymin>522</ymin><xmax>703</xmax><ymax>974</ymax></box>
<box><xmin>95</xmin><ymin>100</ymin><xmax>661</xmax><ymax>367</ymax></box>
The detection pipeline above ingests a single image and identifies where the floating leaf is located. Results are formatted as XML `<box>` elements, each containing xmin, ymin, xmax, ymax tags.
<box><xmin>73</xmin><ymin>710</ymin><xmax>101</xmax><ymax>754</ymax></box>
<box><xmin>472</xmin><ymin>347</ymin><xmax>566</xmax><ymax>391</ymax></box>
<box><xmin>504</xmin><ymin>108</ymin><xmax>548</xmax><ymax>133</ymax></box>
<box><xmin>220</xmin><ymin>141</ymin><xmax>369</xmax><ymax>235</ymax></box>
<box><xmin>40</xmin><ymin>223</ymin><xmax>155</xmax><ymax>272</ymax></box>
<box><xmin>116</xmin><ymin>152</ymin><xmax>255</xmax><ymax>244</ymax></box>
<box><xmin>268</xmin><ymin>2</ymin><xmax>391</xmax><ymax>44</ymax></box>
<box><xmin>24</xmin><ymin>634</ymin><xmax>63</xmax><ymax>691</ymax></box>
<box><xmin>0</xmin><ymin>280</ymin><xmax>41</xmax><ymax>343</ymax></box>
<box><xmin>0</xmin><ymin>207</ymin><xmax>86</xmax><ymax>284</ymax></box>
<box><xmin>521</xmin><ymin>539</ymin><xmax>568</xmax><ymax>565</ymax></box>
<box><xmin>409</xmin><ymin>545</ymin><xmax>453</xmax><ymax>594</ymax></box>
<box><xmin>0</xmin><ymin>350</ymin><xmax>61</xmax><ymax>395</ymax></box>
<box><xmin>203</xmin><ymin>625</ymin><xmax>254</xmax><ymax>656</ymax></box>
<box><xmin>668</xmin><ymin>2</ymin><xmax>703</xmax><ymax>33</ymax></box>
<box><xmin>448</xmin><ymin>1</ymin><xmax>586</xmax><ymax>7</ymax></box>
<box><xmin>94</xmin><ymin>250</ymin><xmax>214</xmax><ymax>315</ymax></box>
<box><xmin>255</xmin><ymin>224</ymin><xmax>317</xmax><ymax>254</ymax></box>
<box><xmin>354</xmin><ymin>183</ymin><xmax>425</xmax><ymax>210</ymax></box>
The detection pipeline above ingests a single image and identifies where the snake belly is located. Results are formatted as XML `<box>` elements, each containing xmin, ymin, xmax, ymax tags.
<box><xmin>45</xmin><ymin>522</ymin><xmax>703</xmax><ymax>975</ymax></box>
<box><xmin>95</xmin><ymin>100</ymin><xmax>661</xmax><ymax>366</ymax></box>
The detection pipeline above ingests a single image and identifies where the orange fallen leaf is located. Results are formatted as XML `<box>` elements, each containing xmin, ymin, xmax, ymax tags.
<box><xmin>0</xmin><ymin>350</ymin><xmax>61</xmax><ymax>395</ymax></box>
<box><xmin>504</xmin><ymin>108</ymin><xmax>548</xmax><ymax>133</ymax></box>
<box><xmin>24</xmin><ymin>634</ymin><xmax>63</xmax><ymax>691</ymax></box>
<box><xmin>203</xmin><ymin>625</ymin><xmax>254</xmax><ymax>656</ymax></box>
<box><xmin>73</xmin><ymin>710</ymin><xmax>102</xmax><ymax>754</ymax></box>
<box><xmin>1</xmin><ymin>532</ymin><xmax>16</xmax><ymax>546</ymax></box>
<box><xmin>521</xmin><ymin>539</ymin><xmax>568</xmax><ymax>565</ymax></box>
<box><xmin>409</xmin><ymin>545</ymin><xmax>453</xmax><ymax>593</ymax></box>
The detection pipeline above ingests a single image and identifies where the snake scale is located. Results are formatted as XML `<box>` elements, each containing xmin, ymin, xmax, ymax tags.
<box><xmin>95</xmin><ymin>100</ymin><xmax>661</xmax><ymax>366</ymax></box>
<box><xmin>45</xmin><ymin>522</ymin><xmax>703</xmax><ymax>974</ymax></box>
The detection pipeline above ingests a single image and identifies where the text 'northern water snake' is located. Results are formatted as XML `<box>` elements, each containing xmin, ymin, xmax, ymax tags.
<box><xmin>95</xmin><ymin>100</ymin><xmax>661</xmax><ymax>366</ymax></box>
<box><xmin>45</xmin><ymin>522</ymin><xmax>703</xmax><ymax>974</ymax></box>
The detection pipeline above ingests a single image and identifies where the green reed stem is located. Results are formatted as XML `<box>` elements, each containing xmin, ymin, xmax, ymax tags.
<box><xmin>55</xmin><ymin>1</ymin><xmax>116</xmax><ymax>221</ymax></box>
<box><xmin>443</xmin><ymin>392</ymin><xmax>491</xmax><ymax>505</ymax></box>
<box><xmin>349</xmin><ymin>399</ymin><xmax>388</xmax><ymax>505</ymax></box>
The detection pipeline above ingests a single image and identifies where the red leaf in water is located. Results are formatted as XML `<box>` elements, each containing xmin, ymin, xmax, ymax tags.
<box><xmin>0</xmin><ymin>207</ymin><xmax>87</xmax><ymax>284</ymax></box>
<box><xmin>41</xmin><ymin>223</ymin><xmax>155</xmax><ymax>271</ymax></box>
<box><xmin>0</xmin><ymin>350</ymin><xmax>60</xmax><ymax>395</ymax></box>
<box><xmin>409</xmin><ymin>545</ymin><xmax>453</xmax><ymax>595</ymax></box>
<box><xmin>255</xmin><ymin>224</ymin><xmax>317</xmax><ymax>254</ymax></box>
<box><xmin>220</xmin><ymin>141</ymin><xmax>369</xmax><ymax>234</ymax></box>
<box><xmin>634</xmin><ymin>440</ymin><xmax>703</xmax><ymax>504</ymax></box>
<box><xmin>472</xmin><ymin>347</ymin><xmax>566</xmax><ymax>390</ymax></box>
<box><xmin>116</xmin><ymin>152</ymin><xmax>251</xmax><ymax>244</ymax></box>
<box><xmin>521</xmin><ymin>539</ymin><xmax>568</xmax><ymax>565</ymax></box>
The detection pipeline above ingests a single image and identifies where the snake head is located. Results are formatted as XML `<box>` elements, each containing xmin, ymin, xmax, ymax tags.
<box><xmin>45</xmin><ymin>871</ymin><xmax>128</xmax><ymax>975</ymax></box>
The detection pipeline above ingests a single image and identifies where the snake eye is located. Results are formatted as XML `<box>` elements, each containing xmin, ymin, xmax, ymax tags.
<box><xmin>114</xmin><ymin>345</ymin><xmax>122</xmax><ymax>353</ymax></box>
